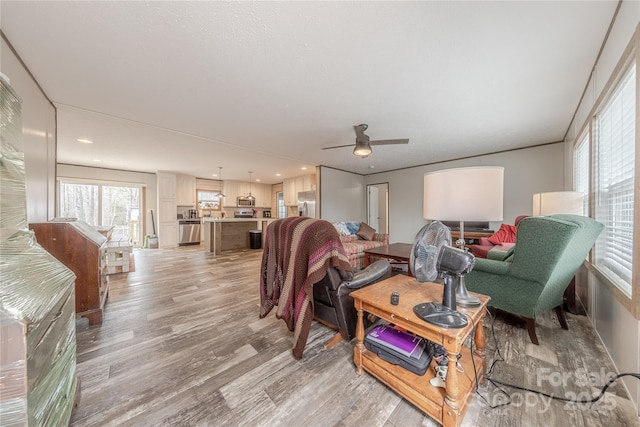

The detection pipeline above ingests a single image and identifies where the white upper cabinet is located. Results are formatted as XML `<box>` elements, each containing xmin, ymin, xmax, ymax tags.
<box><xmin>176</xmin><ymin>174</ymin><xmax>196</xmax><ymax>206</ymax></box>
<box><xmin>223</xmin><ymin>181</ymin><xmax>272</xmax><ymax>208</ymax></box>
<box><xmin>222</xmin><ymin>181</ymin><xmax>238</xmax><ymax>207</ymax></box>
<box><xmin>157</xmin><ymin>172</ymin><xmax>176</xmax><ymax>199</ymax></box>
<box><xmin>283</xmin><ymin>174</ymin><xmax>315</xmax><ymax>206</ymax></box>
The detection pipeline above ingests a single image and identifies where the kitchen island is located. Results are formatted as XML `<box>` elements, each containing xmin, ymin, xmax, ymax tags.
<box><xmin>202</xmin><ymin>218</ymin><xmax>276</xmax><ymax>254</ymax></box>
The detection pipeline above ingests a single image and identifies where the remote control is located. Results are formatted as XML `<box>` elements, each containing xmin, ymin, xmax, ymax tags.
<box><xmin>391</xmin><ymin>292</ymin><xmax>399</xmax><ymax>305</ymax></box>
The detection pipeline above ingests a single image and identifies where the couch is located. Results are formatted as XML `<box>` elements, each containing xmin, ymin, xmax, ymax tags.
<box><xmin>469</xmin><ymin>215</ymin><xmax>528</xmax><ymax>259</ymax></box>
<box><xmin>332</xmin><ymin>221</ymin><xmax>389</xmax><ymax>269</ymax></box>
<box><xmin>465</xmin><ymin>214</ymin><xmax>604</xmax><ymax>345</ymax></box>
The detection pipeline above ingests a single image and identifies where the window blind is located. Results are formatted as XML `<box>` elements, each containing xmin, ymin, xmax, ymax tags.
<box><xmin>574</xmin><ymin>132</ymin><xmax>590</xmax><ymax>215</ymax></box>
<box><xmin>594</xmin><ymin>63</ymin><xmax>635</xmax><ymax>295</ymax></box>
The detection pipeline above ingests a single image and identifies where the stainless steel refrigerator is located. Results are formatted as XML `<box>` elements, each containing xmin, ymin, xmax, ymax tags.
<box><xmin>298</xmin><ymin>191</ymin><xmax>316</xmax><ymax>218</ymax></box>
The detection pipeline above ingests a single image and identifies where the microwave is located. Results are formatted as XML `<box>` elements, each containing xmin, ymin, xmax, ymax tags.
<box><xmin>236</xmin><ymin>196</ymin><xmax>255</xmax><ymax>207</ymax></box>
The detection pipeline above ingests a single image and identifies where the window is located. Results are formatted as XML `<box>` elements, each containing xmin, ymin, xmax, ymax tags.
<box><xmin>59</xmin><ymin>183</ymin><xmax>99</xmax><ymax>225</ymax></box>
<box><xmin>59</xmin><ymin>181</ymin><xmax>142</xmax><ymax>246</ymax></box>
<box><xmin>197</xmin><ymin>190</ymin><xmax>221</xmax><ymax>212</ymax></box>
<box><xmin>593</xmin><ymin>63</ymin><xmax>635</xmax><ymax>296</ymax></box>
<box><xmin>574</xmin><ymin>131</ymin><xmax>590</xmax><ymax>216</ymax></box>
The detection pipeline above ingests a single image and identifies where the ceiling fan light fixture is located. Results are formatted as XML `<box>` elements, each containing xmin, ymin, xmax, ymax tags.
<box><xmin>353</xmin><ymin>141</ymin><xmax>372</xmax><ymax>157</ymax></box>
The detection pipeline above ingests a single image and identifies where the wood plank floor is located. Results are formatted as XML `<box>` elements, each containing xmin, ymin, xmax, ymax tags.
<box><xmin>70</xmin><ymin>246</ymin><xmax>639</xmax><ymax>426</ymax></box>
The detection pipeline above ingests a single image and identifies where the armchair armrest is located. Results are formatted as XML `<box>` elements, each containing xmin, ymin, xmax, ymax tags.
<box><xmin>344</xmin><ymin>260</ymin><xmax>392</xmax><ymax>290</ymax></box>
<box><xmin>487</xmin><ymin>243</ymin><xmax>516</xmax><ymax>261</ymax></box>
<box><xmin>372</xmin><ymin>233</ymin><xmax>389</xmax><ymax>245</ymax></box>
<box><xmin>472</xmin><ymin>258</ymin><xmax>511</xmax><ymax>275</ymax></box>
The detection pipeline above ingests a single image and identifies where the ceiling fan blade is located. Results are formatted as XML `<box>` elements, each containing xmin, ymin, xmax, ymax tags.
<box><xmin>322</xmin><ymin>144</ymin><xmax>355</xmax><ymax>150</ymax></box>
<box><xmin>370</xmin><ymin>138</ymin><xmax>409</xmax><ymax>146</ymax></box>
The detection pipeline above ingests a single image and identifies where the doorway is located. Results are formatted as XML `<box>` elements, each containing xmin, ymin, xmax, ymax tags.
<box><xmin>59</xmin><ymin>181</ymin><xmax>143</xmax><ymax>246</ymax></box>
<box><xmin>367</xmin><ymin>183</ymin><xmax>388</xmax><ymax>234</ymax></box>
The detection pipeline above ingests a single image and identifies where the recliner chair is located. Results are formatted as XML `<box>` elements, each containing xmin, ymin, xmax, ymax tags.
<box><xmin>259</xmin><ymin>216</ymin><xmax>392</xmax><ymax>357</ymax></box>
<box><xmin>465</xmin><ymin>214</ymin><xmax>603</xmax><ymax>345</ymax></box>
<box><xmin>312</xmin><ymin>260</ymin><xmax>392</xmax><ymax>347</ymax></box>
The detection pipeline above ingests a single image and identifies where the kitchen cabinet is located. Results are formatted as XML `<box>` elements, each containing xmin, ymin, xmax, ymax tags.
<box><xmin>222</xmin><ymin>181</ymin><xmax>271</xmax><ymax>208</ymax></box>
<box><xmin>223</xmin><ymin>180</ymin><xmax>238</xmax><ymax>207</ymax></box>
<box><xmin>283</xmin><ymin>174</ymin><xmax>316</xmax><ymax>206</ymax></box>
<box><xmin>255</xmin><ymin>183</ymin><xmax>272</xmax><ymax>208</ymax></box>
<box><xmin>157</xmin><ymin>171</ymin><xmax>178</xmax><ymax>247</ymax></box>
<box><xmin>176</xmin><ymin>174</ymin><xmax>196</xmax><ymax>206</ymax></box>
<box><xmin>159</xmin><ymin>199</ymin><xmax>177</xmax><ymax>223</ymax></box>
<box><xmin>159</xmin><ymin>222</ymin><xmax>178</xmax><ymax>247</ymax></box>
<box><xmin>283</xmin><ymin>177</ymin><xmax>296</xmax><ymax>206</ymax></box>
<box><xmin>158</xmin><ymin>172</ymin><xmax>177</xmax><ymax>198</ymax></box>
<box><xmin>238</xmin><ymin>182</ymin><xmax>251</xmax><ymax>199</ymax></box>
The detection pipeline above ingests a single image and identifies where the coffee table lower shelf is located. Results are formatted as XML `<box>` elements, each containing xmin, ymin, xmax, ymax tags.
<box><xmin>354</xmin><ymin>345</ymin><xmax>484</xmax><ymax>425</ymax></box>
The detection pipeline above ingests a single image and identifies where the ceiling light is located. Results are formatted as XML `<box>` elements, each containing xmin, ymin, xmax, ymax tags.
<box><xmin>77</xmin><ymin>138</ymin><xmax>94</xmax><ymax>144</ymax></box>
<box><xmin>247</xmin><ymin>171</ymin><xmax>255</xmax><ymax>201</ymax></box>
<box><xmin>301</xmin><ymin>167</ymin><xmax>307</xmax><ymax>170</ymax></box>
<box><xmin>215</xmin><ymin>167</ymin><xmax>226</xmax><ymax>197</ymax></box>
<box><xmin>276</xmin><ymin>173</ymin><xmax>281</xmax><ymax>177</ymax></box>
<box><xmin>353</xmin><ymin>140</ymin><xmax>372</xmax><ymax>157</ymax></box>
<box><xmin>92</xmin><ymin>159</ymin><xmax>102</xmax><ymax>163</ymax></box>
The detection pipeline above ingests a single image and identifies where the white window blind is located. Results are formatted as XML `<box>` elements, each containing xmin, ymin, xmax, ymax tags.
<box><xmin>594</xmin><ymin>63</ymin><xmax>635</xmax><ymax>295</ymax></box>
<box><xmin>574</xmin><ymin>132</ymin><xmax>590</xmax><ymax>215</ymax></box>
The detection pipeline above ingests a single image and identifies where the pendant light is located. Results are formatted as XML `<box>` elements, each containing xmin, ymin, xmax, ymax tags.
<box><xmin>216</xmin><ymin>166</ymin><xmax>226</xmax><ymax>197</ymax></box>
<box><xmin>247</xmin><ymin>171</ymin><xmax>256</xmax><ymax>201</ymax></box>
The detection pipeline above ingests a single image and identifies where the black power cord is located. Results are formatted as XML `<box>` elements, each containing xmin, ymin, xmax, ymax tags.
<box><xmin>467</xmin><ymin>307</ymin><xmax>640</xmax><ymax>410</ymax></box>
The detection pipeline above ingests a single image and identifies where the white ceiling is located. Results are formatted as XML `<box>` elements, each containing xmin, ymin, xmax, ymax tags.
<box><xmin>1</xmin><ymin>1</ymin><xmax>617</xmax><ymax>184</ymax></box>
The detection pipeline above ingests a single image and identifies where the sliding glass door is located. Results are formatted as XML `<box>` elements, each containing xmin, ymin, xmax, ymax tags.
<box><xmin>59</xmin><ymin>181</ymin><xmax>142</xmax><ymax>246</ymax></box>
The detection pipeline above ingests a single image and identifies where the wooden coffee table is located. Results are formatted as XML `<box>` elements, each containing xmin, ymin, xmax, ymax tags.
<box><xmin>364</xmin><ymin>243</ymin><xmax>413</xmax><ymax>276</ymax></box>
<box><xmin>351</xmin><ymin>274</ymin><xmax>489</xmax><ymax>427</ymax></box>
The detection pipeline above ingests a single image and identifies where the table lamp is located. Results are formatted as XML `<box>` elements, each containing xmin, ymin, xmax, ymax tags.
<box><xmin>532</xmin><ymin>191</ymin><xmax>584</xmax><ymax>216</ymax></box>
<box><xmin>423</xmin><ymin>166</ymin><xmax>504</xmax><ymax>307</ymax></box>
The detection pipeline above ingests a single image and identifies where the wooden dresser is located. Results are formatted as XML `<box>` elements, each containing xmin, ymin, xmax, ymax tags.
<box><xmin>30</xmin><ymin>220</ymin><xmax>109</xmax><ymax>325</ymax></box>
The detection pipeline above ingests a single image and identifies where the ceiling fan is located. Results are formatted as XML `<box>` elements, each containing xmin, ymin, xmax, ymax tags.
<box><xmin>323</xmin><ymin>124</ymin><xmax>409</xmax><ymax>158</ymax></box>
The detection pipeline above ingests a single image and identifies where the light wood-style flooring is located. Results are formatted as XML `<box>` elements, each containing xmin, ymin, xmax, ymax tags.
<box><xmin>70</xmin><ymin>245</ymin><xmax>639</xmax><ymax>426</ymax></box>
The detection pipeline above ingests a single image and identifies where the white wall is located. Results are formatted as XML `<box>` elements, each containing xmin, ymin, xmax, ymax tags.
<box><xmin>56</xmin><ymin>164</ymin><xmax>158</xmax><ymax>236</ymax></box>
<box><xmin>365</xmin><ymin>143</ymin><xmax>564</xmax><ymax>244</ymax></box>
<box><xmin>564</xmin><ymin>1</ymin><xmax>640</xmax><ymax>413</ymax></box>
<box><xmin>1</xmin><ymin>37</ymin><xmax>57</xmax><ymax>223</ymax></box>
<box><xmin>319</xmin><ymin>167</ymin><xmax>366</xmax><ymax>223</ymax></box>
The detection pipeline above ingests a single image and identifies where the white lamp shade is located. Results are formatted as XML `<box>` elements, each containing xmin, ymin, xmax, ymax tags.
<box><xmin>423</xmin><ymin>166</ymin><xmax>504</xmax><ymax>221</ymax></box>
<box><xmin>532</xmin><ymin>191</ymin><xmax>584</xmax><ymax>216</ymax></box>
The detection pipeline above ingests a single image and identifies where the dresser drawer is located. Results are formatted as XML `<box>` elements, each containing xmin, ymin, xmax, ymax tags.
<box><xmin>27</xmin><ymin>290</ymin><xmax>75</xmax><ymax>391</ymax></box>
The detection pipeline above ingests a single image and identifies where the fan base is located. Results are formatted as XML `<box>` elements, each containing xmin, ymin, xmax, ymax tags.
<box><xmin>456</xmin><ymin>277</ymin><xmax>481</xmax><ymax>307</ymax></box>
<box><xmin>413</xmin><ymin>302</ymin><xmax>468</xmax><ymax>329</ymax></box>
<box><xmin>456</xmin><ymin>294</ymin><xmax>482</xmax><ymax>307</ymax></box>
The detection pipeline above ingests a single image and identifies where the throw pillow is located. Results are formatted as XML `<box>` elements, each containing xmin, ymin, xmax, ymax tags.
<box><xmin>332</xmin><ymin>222</ymin><xmax>351</xmax><ymax>236</ymax></box>
<box><xmin>357</xmin><ymin>222</ymin><xmax>376</xmax><ymax>241</ymax></box>
<box><xmin>487</xmin><ymin>224</ymin><xmax>517</xmax><ymax>245</ymax></box>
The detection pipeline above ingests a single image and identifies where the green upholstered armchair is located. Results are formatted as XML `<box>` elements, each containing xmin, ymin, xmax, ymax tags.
<box><xmin>465</xmin><ymin>214</ymin><xmax>603</xmax><ymax>345</ymax></box>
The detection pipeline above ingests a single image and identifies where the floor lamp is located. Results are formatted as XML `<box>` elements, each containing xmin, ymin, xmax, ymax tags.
<box><xmin>532</xmin><ymin>191</ymin><xmax>585</xmax><ymax>216</ymax></box>
<box><xmin>423</xmin><ymin>166</ymin><xmax>504</xmax><ymax>307</ymax></box>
